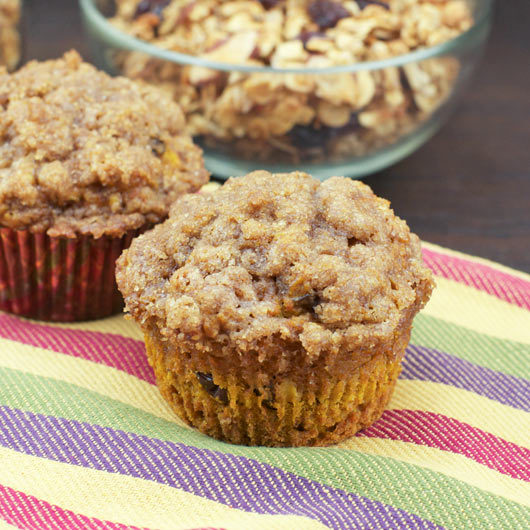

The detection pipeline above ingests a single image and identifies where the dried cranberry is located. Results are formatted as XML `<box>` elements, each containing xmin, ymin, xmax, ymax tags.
<box><xmin>299</xmin><ymin>30</ymin><xmax>327</xmax><ymax>49</ymax></box>
<box><xmin>399</xmin><ymin>69</ymin><xmax>412</xmax><ymax>94</ymax></box>
<box><xmin>134</xmin><ymin>0</ymin><xmax>170</xmax><ymax>18</ymax></box>
<box><xmin>196</xmin><ymin>372</ymin><xmax>229</xmax><ymax>404</ymax></box>
<box><xmin>289</xmin><ymin>114</ymin><xmax>360</xmax><ymax>149</ymax></box>
<box><xmin>308</xmin><ymin>0</ymin><xmax>350</xmax><ymax>30</ymax></box>
<box><xmin>356</xmin><ymin>0</ymin><xmax>390</xmax><ymax>10</ymax></box>
<box><xmin>399</xmin><ymin>69</ymin><xmax>419</xmax><ymax>113</ymax></box>
<box><xmin>259</xmin><ymin>0</ymin><xmax>280</xmax><ymax>8</ymax></box>
<box><xmin>289</xmin><ymin>124</ymin><xmax>334</xmax><ymax>149</ymax></box>
<box><xmin>342</xmin><ymin>113</ymin><xmax>360</xmax><ymax>133</ymax></box>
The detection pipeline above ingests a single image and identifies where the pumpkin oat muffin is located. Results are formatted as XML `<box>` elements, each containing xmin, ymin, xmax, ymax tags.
<box><xmin>116</xmin><ymin>170</ymin><xmax>434</xmax><ymax>446</ymax></box>
<box><xmin>0</xmin><ymin>0</ymin><xmax>21</xmax><ymax>71</ymax></box>
<box><xmin>0</xmin><ymin>50</ymin><xmax>208</xmax><ymax>321</ymax></box>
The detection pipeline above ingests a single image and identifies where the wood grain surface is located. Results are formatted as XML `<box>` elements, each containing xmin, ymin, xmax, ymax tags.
<box><xmin>20</xmin><ymin>0</ymin><xmax>530</xmax><ymax>272</ymax></box>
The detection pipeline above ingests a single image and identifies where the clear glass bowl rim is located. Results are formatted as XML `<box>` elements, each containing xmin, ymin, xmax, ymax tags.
<box><xmin>80</xmin><ymin>0</ymin><xmax>495</xmax><ymax>74</ymax></box>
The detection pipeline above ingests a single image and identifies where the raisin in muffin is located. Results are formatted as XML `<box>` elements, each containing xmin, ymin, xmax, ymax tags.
<box><xmin>0</xmin><ymin>50</ymin><xmax>208</xmax><ymax>321</ymax></box>
<box><xmin>116</xmin><ymin>170</ymin><xmax>434</xmax><ymax>446</ymax></box>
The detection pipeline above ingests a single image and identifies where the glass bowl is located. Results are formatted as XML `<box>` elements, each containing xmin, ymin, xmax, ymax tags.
<box><xmin>80</xmin><ymin>0</ymin><xmax>494</xmax><ymax>180</ymax></box>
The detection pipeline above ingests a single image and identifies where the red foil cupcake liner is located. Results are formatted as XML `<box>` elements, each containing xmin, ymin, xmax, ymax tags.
<box><xmin>0</xmin><ymin>227</ymin><xmax>144</xmax><ymax>322</ymax></box>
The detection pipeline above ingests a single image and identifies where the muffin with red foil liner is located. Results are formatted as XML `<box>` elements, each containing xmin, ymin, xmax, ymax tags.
<box><xmin>0</xmin><ymin>50</ymin><xmax>208</xmax><ymax>321</ymax></box>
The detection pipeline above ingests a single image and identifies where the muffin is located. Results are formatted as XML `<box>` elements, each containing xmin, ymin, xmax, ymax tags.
<box><xmin>0</xmin><ymin>0</ymin><xmax>21</xmax><ymax>71</ymax></box>
<box><xmin>0</xmin><ymin>50</ymin><xmax>208</xmax><ymax>321</ymax></box>
<box><xmin>116</xmin><ymin>171</ymin><xmax>434</xmax><ymax>446</ymax></box>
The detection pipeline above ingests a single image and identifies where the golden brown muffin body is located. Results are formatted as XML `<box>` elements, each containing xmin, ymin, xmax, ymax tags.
<box><xmin>117</xmin><ymin>171</ymin><xmax>434</xmax><ymax>446</ymax></box>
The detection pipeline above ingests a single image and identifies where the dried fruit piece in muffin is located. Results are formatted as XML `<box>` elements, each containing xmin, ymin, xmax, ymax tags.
<box><xmin>116</xmin><ymin>170</ymin><xmax>434</xmax><ymax>446</ymax></box>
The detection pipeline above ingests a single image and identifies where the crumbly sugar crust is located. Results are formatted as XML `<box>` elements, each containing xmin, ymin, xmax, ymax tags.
<box><xmin>109</xmin><ymin>0</ymin><xmax>473</xmax><ymax>163</ymax></box>
<box><xmin>117</xmin><ymin>170</ymin><xmax>433</xmax><ymax>363</ymax></box>
<box><xmin>0</xmin><ymin>0</ymin><xmax>20</xmax><ymax>71</ymax></box>
<box><xmin>0</xmin><ymin>50</ymin><xmax>208</xmax><ymax>237</ymax></box>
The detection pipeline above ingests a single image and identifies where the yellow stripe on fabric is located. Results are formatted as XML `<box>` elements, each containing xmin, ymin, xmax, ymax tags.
<box><xmin>422</xmin><ymin>242</ymin><xmax>530</xmax><ymax>283</ymax></box>
<box><xmin>422</xmin><ymin>276</ymin><xmax>530</xmax><ymax>344</ymax></box>
<box><xmin>390</xmin><ymin>380</ymin><xmax>530</xmax><ymax>448</ymax></box>
<box><xmin>0</xmin><ymin>337</ymin><xmax>189</xmax><ymax>430</ymax></box>
<box><xmin>29</xmin><ymin>314</ymin><xmax>143</xmax><ymax>341</ymax></box>
<box><xmin>0</xmin><ymin>447</ymin><xmax>329</xmax><ymax>530</ymax></box>
<box><xmin>338</xmin><ymin>438</ymin><xmax>530</xmax><ymax>507</ymax></box>
<box><xmin>0</xmin><ymin>519</ymin><xmax>18</xmax><ymax>530</ymax></box>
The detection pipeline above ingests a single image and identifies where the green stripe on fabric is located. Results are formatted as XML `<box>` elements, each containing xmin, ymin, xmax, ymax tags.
<box><xmin>411</xmin><ymin>314</ymin><xmax>530</xmax><ymax>380</ymax></box>
<box><xmin>1</xmin><ymin>367</ymin><xmax>528</xmax><ymax>530</ymax></box>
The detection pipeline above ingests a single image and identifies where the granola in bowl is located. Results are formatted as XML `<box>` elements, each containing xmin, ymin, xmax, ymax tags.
<box><xmin>92</xmin><ymin>0</ymin><xmax>487</xmax><ymax>176</ymax></box>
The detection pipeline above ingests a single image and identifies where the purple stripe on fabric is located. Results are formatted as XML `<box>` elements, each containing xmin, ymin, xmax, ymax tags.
<box><xmin>0</xmin><ymin>313</ymin><xmax>154</xmax><ymax>384</ymax></box>
<box><xmin>0</xmin><ymin>407</ymin><xmax>444</xmax><ymax>530</ymax></box>
<box><xmin>401</xmin><ymin>345</ymin><xmax>530</xmax><ymax>412</ymax></box>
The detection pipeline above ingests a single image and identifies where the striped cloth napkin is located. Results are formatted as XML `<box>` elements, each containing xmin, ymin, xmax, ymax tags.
<box><xmin>0</xmin><ymin>242</ymin><xmax>528</xmax><ymax>530</ymax></box>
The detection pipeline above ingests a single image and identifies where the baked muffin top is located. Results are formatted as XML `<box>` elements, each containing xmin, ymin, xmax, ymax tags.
<box><xmin>0</xmin><ymin>50</ymin><xmax>208</xmax><ymax>237</ymax></box>
<box><xmin>117</xmin><ymin>170</ymin><xmax>433</xmax><ymax>359</ymax></box>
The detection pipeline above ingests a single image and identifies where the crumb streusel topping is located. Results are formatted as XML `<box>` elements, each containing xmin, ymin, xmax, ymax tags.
<box><xmin>117</xmin><ymin>171</ymin><xmax>433</xmax><ymax>359</ymax></box>
<box><xmin>0</xmin><ymin>50</ymin><xmax>208</xmax><ymax>237</ymax></box>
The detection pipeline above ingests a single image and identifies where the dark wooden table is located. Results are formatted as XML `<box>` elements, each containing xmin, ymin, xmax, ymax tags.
<box><xmin>21</xmin><ymin>0</ymin><xmax>530</xmax><ymax>272</ymax></box>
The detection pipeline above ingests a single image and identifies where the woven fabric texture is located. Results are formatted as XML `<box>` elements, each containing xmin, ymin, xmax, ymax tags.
<box><xmin>0</xmin><ymin>242</ymin><xmax>529</xmax><ymax>530</ymax></box>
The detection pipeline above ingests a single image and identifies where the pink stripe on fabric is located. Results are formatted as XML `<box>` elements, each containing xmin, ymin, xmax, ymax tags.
<box><xmin>357</xmin><ymin>409</ymin><xmax>530</xmax><ymax>481</ymax></box>
<box><xmin>0</xmin><ymin>313</ymin><xmax>154</xmax><ymax>385</ymax></box>
<box><xmin>0</xmin><ymin>483</ymin><xmax>155</xmax><ymax>530</ymax></box>
<box><xmin>422</xmin><ymin>248</ymin><xmax>530</xmax><ymax>310</ymax></box>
